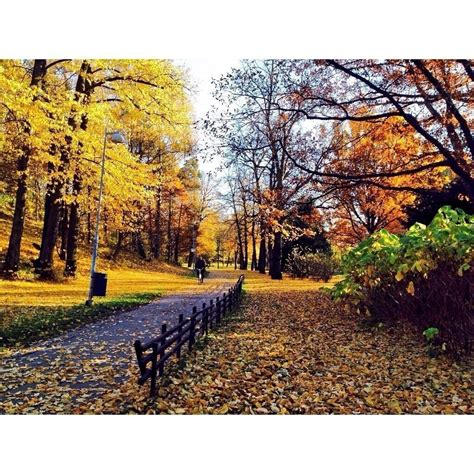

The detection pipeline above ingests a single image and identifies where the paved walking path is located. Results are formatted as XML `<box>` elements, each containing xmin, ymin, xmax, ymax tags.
<box><xmin>0</xmin><ymin>272</ymin><xmax>238</xmax><ymax>413</ymax></box>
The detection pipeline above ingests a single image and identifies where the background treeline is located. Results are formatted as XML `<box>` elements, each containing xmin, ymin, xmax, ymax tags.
<box><xmin>1</xmin><ymin>59</ymin><xmax>473</xmax><ymax>283</ymax></box>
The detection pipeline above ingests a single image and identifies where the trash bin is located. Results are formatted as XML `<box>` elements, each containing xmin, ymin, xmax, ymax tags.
<box><xmin>92</xmin><ymin>272</ymin><xmax>107</xmax><ymax>297</ymax></box>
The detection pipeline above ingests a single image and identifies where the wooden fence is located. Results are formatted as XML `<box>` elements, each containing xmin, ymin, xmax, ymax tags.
<box><xmin>133</xmin><ymin>275</ymin><xmax>245</xmax><ymax>396</ymax></box>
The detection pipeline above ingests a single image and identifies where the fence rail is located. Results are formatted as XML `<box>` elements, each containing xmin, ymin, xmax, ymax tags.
<box><xmin>133</xmin><ymin>275</ymin><xmax>245</xmax><ymax>396</ymax></box>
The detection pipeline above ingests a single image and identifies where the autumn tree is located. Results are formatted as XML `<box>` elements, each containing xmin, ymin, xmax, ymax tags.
<box><xmin>209</xmin><ymin>60</ymin><xmax>313</xmax><ymax>279</ymax></box>
<box><xmin>275</xmin><ymin>60</ymin><xmax>473</xmax><ymax>200</ymax></box>
<box><xmin>321</xmin><ymin>117</ymin><xmax>448</xmax><ymax>245</ymax></box>
<box><xmin>0</xmin><ymin>59</ymin><xmax>193</xmax><ymax>277</ymax></box>
<box><xmin>33</xmin><ymin>59</ymin><xmax>191</xmax><ymax>278</ymax></box>
<box><xmin>1</xmin><ymin>59</ymin><xmax>70</xmax><ymax>275</ymax></box>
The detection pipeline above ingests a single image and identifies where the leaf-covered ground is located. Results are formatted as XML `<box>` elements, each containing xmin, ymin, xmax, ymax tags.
<box><xmin>1</xmin><ymin>271</ymin><xmax>472</xmax><ymax>414</ymax></box>
<box><xmin>117</xmin><ymin>289</ymin><xmax>472</xmax><ymax>415</ymax></box>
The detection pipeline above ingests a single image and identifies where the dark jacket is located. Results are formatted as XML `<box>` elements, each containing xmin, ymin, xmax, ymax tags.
<box><xmin>195</xmin><ymin>258</ymin><xmax>206</xmax><ymax>270</ymax></box>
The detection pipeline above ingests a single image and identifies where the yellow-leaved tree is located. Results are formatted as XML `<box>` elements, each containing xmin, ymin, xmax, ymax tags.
<box><xmin>1</xmin><ymin>59</ymin><xmax>193</xmax><ymax>278</ymax></box>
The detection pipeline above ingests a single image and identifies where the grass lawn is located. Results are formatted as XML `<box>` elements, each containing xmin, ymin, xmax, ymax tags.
<box><xmin>1</xmin><ymin>215</ymin><xmax>210</xmax><ymax>346</ymax></box>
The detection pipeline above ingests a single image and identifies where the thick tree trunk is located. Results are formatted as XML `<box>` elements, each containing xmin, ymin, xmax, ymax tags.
<box><xmin>64</xmin><ymin>174</ymin><xmax>81</xmax><ymax>276</ymax></box>
<box><xmin>4</xmin><ymin>154</ymin><xmax>29</xmax><ymax>274</ymax></box>
<box><xmin>270</xmin><ymin>231</ymin><xmax>283</xmax><ymax>280</ymax></box>
<box><xmin>59</xmin><ymin>205</ymin><xmax>69</xmax><ymax>261</ymax></box>
<box><xmin>135</xmin><ymin>232</ymin><xmax>147</xmax><ymax>259</ymax></box>
<box><xmin>4</xmin><ymin>60</ymin><xmax>47</xmax><ymax>275</ymax></box>
<box><xmin>37</xmin><ymin>181</ymin><xmax>62</xmax><ymax>279</ymax></box>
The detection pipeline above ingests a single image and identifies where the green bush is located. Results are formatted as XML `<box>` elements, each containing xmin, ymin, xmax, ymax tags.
<box><xmin>286</xmin><ymin>249</ymin><xmax>336</xmax><ymax>282</ymax></box>
<box><xmin>331</xmin><ymin>206</ymin><xmax>473</xmax><ymax>357</ymax></box>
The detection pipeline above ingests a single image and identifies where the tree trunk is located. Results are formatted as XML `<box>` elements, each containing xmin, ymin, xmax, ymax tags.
<box><xmin>59</xmin><ymin>205</ymin><xmax>69</xmax><ymax>261</ymax></box>
<box><xmin>111</xmin><ymin>231</ymin><xmax>125</xmax><ymax>260</ymax></box>
<box><xmin>4</xmin><ymin>60</ymin><xmax>47</xmax><ymax>275</ymax></box>
<box><xmin>166</xmin><ymin>193</ymin><xmax>173</xmax><ymax>262</ymax></box>
<box><xmin>267</xmin><ymin>236</ymin><xmax>273</xmax><ymax>276</ymax></box>
<box><xmin>232</xmin><ymin>207</ymin><xmax>245</xmax><ymax>270</ymax></box>
<box><xmin>148</xmin><ymin>204</ymin><xmax>155</xmax><ymax>256</ymax></box>
<box><xmin>37</xmin><ymin>181</ymin><xmax>62</xmax><ymax>279</ymax></box>
<box><xmin>34</xmin><ymin>178</ymin><xmax>41</xmax><ymax>221</ymax></box>
<box><xmin>154</xmin><ymin>187</ymin><xmax>162</xmax><ymax>259</ymax></box>
<box><xmin>270</xmin><ymin>231</ymin><xmax>283</xmax><ymax>280</ymax></box>
<box><xmin>64</xmin><ymin>174</ymin><xmax>82</xmax><ymax>276</ymax></box>
<box><xmin>251</xmin><ymin>217</ymin><xmax>257</xmax><ymax>271</ymax></box>
<box><xmin>174</xmin><ymin>204</ymin><xmax>183</xmax><ymax>264</ymax></box>
<box><xmin>258</xmin><ymin>225</ymin><xmax>266</xmax><ymax>274</ymax></box>
<box><xmin>135</xmin><ymin>232</ymin><xmax>146</xmax><ymax>259</ymax></box>
<box><xmin>242</xmin><ymin>214</ymin><xmax>248</xmax><ymax>270</ymax></box>
<box><xmin>4</xmin><ymin>154</ymin><xmax>29</xmax><ymax>274</ymax></box>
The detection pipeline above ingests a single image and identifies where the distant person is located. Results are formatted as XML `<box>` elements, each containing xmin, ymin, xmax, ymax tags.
<box><xmin>195</xmin><ymin>256</ymin><xmax>207</xmax><ymax>284</ymax></box>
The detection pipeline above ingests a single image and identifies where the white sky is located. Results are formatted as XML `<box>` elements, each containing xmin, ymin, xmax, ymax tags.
<box><xmin>175</xmin><ymin>59</ymin><xmax>241</xmax><ymax>173</ymax></box>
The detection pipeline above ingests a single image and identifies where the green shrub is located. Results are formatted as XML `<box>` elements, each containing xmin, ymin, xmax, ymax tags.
<box><xmin>286</xmin><ymin>249</ymin><xmax>336</xmax><ymax>282</ymax></box>
<box><xmin>331</xmin><ymin>206</ymin><xmax>474</xmax><ymax>357</ymax></box>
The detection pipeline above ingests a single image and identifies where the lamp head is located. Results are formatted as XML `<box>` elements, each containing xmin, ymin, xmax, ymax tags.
<box><xmin>110</xmin><ymin>131</ymin><xmax>126</xmax><ymax>144</ymax></box>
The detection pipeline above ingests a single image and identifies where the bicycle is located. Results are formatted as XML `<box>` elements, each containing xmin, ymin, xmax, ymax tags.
<box><xmin>196</xmin><ymin>268</ymin><xmax>204</xmax><ymax>284</ymax></box>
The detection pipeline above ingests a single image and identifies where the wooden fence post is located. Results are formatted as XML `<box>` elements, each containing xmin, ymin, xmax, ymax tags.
<box><xmin>202</xmin><ymin>302</ymin><xmax>208</xmax><ymax>336</ymax></box>
<box><xmin>134</xmin><ymin>340</ymin><xmax>143</xmax><ymax>368</ymax></box>
<box><xmin>150</xmin><ymin>342</ymin><xmax>158</xmax><ymax>397</ymax></box>
<box><xmin>209</xmin><ymin>299</ymin><xmax>214</xmax><ymax>330</ymax></box>
<box><xmin>159</xmin><ymin>323</ymin><xmax>167</xmax><ymax>377</ymax></box>
<box><xmin>216</xmin><ymin>297</ymin><xmax>221</xmax><ymax>325</ymax></box>
<box><xmin>189</xmin><ymin>306</ymin><xmax>197</xmax><ymax>350</ymax></box>
<box><xmin>177</xmin><ymin>314</ymin><xmax>184</xmax><ymax>358</ymax></box>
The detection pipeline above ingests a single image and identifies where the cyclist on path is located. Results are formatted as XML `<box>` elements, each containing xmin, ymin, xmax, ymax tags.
<box><xmin>195</xmin><ymin>255</ymin><xmax>207</xmax><ymax>283</ymax></box>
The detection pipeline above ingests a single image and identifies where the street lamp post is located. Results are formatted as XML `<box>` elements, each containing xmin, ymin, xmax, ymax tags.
<box><xmin>86</xmin><ymin>130</ymin><xmax>126</xmax><ymax>306</ymax></box>
<box><xmin>188</xmin><ymin>221</ymin><xmax>197</xmax><ymax>268</ymax></box>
